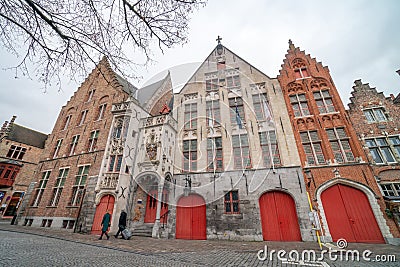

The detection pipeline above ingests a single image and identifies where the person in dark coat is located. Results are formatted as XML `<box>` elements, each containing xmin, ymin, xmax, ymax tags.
<box><xmin>114</xmin><ymin>210</ymin><xmax>127</xmax><ymax>238</ymax></box>
<box><xmin>99</xmin><ymin>210</ymin><xmax>111</xmax><ymax>240</ymax></box>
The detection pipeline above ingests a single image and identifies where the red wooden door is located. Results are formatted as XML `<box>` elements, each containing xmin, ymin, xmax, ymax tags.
<box><xmin>259</xmin><ymin>191</ymin><xmax>301</xmax><ymax>241</ymax></box>
<box><xmin>144</xmin><ymin>190</ymin><xmax>157</xmax><ymax>223</ymax></box>
<box><xmin>144</xmin><ymin>190</ymin><xmax>169</xmax><ymax>223</ymax></box>
<box><xmin>321</xmin><ymin>184</ymin><xmax>384</xmax><ymax>243</ymax></box>
<box><xmin>176</xmin><ymin>194</ymin><xmax>206</xmax><ymax>240</ymax></box>
<box><xmin>91</xmin><ymin>195</ymin><xmax>115</xmax><ymax>234</ymax></box>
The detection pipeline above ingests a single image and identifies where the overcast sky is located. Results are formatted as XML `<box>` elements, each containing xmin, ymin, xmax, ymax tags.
<box><xmin>0</xmin><ymin>0</ymin><xmax>399</xmax><ymax>134</ymax></box>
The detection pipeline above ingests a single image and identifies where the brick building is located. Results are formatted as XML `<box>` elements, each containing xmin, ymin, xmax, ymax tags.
<box><xmin>0</xmin><ymin>116</ymin><xmax>47</xmax><ymax>219</ymax></box>
<box><xmin>347</xmin><ymin>79</ymin><xmax>400</xmax><ymax>233</ymax></box>
<box><xmin>21</xmin><ymin>57</ymin><xmax>137</xmax><ymax>230</ymax></box>
<box><xmin>277</xmin><ymin>41</ymin><xmax>399</xmax><ymax>245</ymax></box>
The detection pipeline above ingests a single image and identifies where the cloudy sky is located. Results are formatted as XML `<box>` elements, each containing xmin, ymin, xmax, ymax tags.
<box><xmin>0</xmin><ymin>0</ymin><xmax>399</xmax><ymax>134</ymax></box>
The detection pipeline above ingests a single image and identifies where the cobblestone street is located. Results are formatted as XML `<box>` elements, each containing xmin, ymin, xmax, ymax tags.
<box><xmin>0</xmin><ymin>224</ymin><xmax>398</xmax><ymax>266</ymax></box>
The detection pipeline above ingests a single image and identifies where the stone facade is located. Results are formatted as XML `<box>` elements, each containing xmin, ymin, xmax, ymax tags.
<box><xmin>347</xmin><ymin>79</ymin><xmax>400</xmax><ymax>238</ymax></box>
<box><xmin>277</xmin><ymin>41</ymin><xmax>398</xmax><ymax>244</ymax></box>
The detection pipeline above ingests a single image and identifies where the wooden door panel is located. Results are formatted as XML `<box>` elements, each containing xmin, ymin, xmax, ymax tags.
<box><xmin>338</xmin><ymin>185</ymin><xmax>384</xmax><ymax>243</ymax></box>
<box><xmin>91</xmin><ymin>195</ymin><xmax>115</xmax><ymax>234</ymax></box>
<box><xmin>176</xmin><ymin>194</ymin><xmax>206</xmax><ymax>240</ymax></box>
<box><xmin>322</xmin><ymin>185</ymin><xmax>356</xmax><ymax>242</ymax></box>
<box><xmin>322</xmin><ymin>184</ymin><xmax>384</xmax><ymax>243</ymax></box>
<box><xmin>259</xmin><ymin>191</ymin><xmax>301</xmax><ymax>241</ymax></box>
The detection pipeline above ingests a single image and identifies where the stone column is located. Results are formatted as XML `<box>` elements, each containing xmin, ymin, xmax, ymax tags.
<box><xmin>152</xmin><ymin>180</ymin><xmax>165</xmax><ymax>238</ymax></box>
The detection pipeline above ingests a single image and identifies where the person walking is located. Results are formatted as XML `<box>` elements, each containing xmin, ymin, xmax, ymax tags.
<box><xmin>99</xmin><ymin>210</ymin><xmax>111</xmax><ymax>240</ymax></box>
<box><xmin>114</xmin><ymin>210</ymin><xmax>127</xmax><ymax>238</ymax></box>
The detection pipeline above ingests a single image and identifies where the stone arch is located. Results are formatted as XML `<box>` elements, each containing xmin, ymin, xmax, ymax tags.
<box><xmin>135</xmin><ymin>171</ymin><xmax>162</xmax><ymax>193</ymax></box>
<box><xmin>95</xmin><ymin>191</ymin><xmax>117</xmax><ymax>205</ymax></box>
<box><xmin>315</xmin><ymin>178</ymin><xmax>392</xmax><ymax>242</ymax></box>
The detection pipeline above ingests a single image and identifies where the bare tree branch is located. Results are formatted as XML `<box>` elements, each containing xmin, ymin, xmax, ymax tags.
<box><xmin>0</xmin><ymin>0</ymin><xmax>206</xmax><ymax>90</ymax></box>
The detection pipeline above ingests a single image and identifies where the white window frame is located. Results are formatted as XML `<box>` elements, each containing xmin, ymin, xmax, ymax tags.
<box><xmin>366</xmin><ymin>137</ymin><xmax>397</xmax><ymax>164</ymax></box>
<box><xmin>78</xmin><ymin>110</ymin><xmax>88</xmax><ymax>126</ymax></box>
<box><xmin>69</xmin><ymin>165</ymin><xmax>89</xmax><ymax>206</ymax></box>
<box><xmin>53</xmin><ymin>139</ymin><xmax>63</xmax><ymax>159</ymax></box>
<box><xmin>32</xmin><ymin>170</ymin><xmax>51</xmax><ymax>207</ymax></box>
<box><xmin>97</xmin><ymin>103</ymin><xmax>107</xmax><ymax>121</ymax></box>
<box><xmin>63</xmin><ymin>115</ymin><xmax>72</xmax><ymax>130</ymax></box>
<box><xmin>69</xmin><ymin>135</ymin><xmax>80</xmax><ymax>156</ymax></box>
<box><xmin>49</xmin><ymin>168</ymin><xmax>69</xmax><ymax>207</ymax></box>
<box><xmin>326</xmin><ymin>128</ymin><xmax>355</xmax><ymax>163</ymax></box>
<box><xmin>88</xmin><ymin>130</ymin><xmax>99</xmax><ymax>152</ymax></box>
<box><xmin>363</xmin><ymin>107</ymin><xmax>387</xmax><ymax>123</ymax></box>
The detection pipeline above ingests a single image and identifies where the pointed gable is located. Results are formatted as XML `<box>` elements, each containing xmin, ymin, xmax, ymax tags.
<box><xmin>138</xmin><ymin>71</ymin><xmax>173</xmax><ymax>116</ymax></box>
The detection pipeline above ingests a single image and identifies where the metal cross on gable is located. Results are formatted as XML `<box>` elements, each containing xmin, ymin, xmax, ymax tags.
<box><xmin>216</xmin><ymin>35</ymin><xmax>222</xmax><ymax>44</ymax></box>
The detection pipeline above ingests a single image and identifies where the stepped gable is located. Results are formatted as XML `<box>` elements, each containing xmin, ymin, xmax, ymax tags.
<box><xmin>348</xmin><ymin>79</ymin><xmax>400</xmax><ymax>109</ymax></box>
<box><xmin>278</xmin><ymin>40</ymin><xmax>332</xmax><ymax>85</ymax></box>
<box><xmin>62</xmin><ymin>56</ymin><xmax>137</xmax><ymax>109</ymax></box>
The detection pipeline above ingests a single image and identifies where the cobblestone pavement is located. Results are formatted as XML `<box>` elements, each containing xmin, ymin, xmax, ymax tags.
<box><xmin>0</xmin><ymin>223</ymin><xmax>398</xmax><ymax>266</ymax></box>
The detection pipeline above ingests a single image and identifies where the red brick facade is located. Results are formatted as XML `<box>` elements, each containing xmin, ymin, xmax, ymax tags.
<box><xmin>277</xmin><ymin>41</ymin><xmax>399</xmax><ymax>241</ymax></box>
<box><xmin>23</xmin><ymin>58</ymin><xmax>133</xmax><ymax>227</ymax></box>
<box><xmin>348</xmin><ymin>80</ymin><xmax>400</xmax><ymax>233</ymax></box>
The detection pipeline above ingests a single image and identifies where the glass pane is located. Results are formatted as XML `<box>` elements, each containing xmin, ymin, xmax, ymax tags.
<box><xmin>233</xmin><ymin>203</ymin><xmax>239</xmax><ymax>212</ymax></box>
<box><xmin>374</xmin><ymin>109</ymin><xmax>386</xmax><ymax>121</ymax></box>
<box><xmin>289</xmin><ymin>95</ymin><xmax>297</xmax><ymax>103</ymax></box>
<box><xmin>376</xmin><ymin>138</ymin><xmax>388</xmax><ymax>146</ymax></box>
<box><xmin>313</xmin><ymin>92</ymin><xmax>322</xmax><ymax>99</ymax></box>
<box><xmin>224</xmin><ymin>193</ymin><xmax>230</xmax><ymax>201</ymax></box>
<box><xmin>365</xmin><ymin>139</ymin><xmax>376</xmax><ymax>147</ymax></box>
<box><xmin>381</xmin><ymin>148</ymin><xmax>395</xmax><ymax>162</ymax></box>
<box><xmin>389</xmin><ymin>137</ymin><xmax>400</xmax><ymax>145</ymax></box>
<box><xmin>309</xmin><ymin>131</ymin><xmax>319</xmax><ymax>142</ymax></box>
<box><xmin>225</xmin><ymin>203</ymin><xmax>231</xmax><ymax>213</ymax></box>
<box><xmin>298</xmin><ymin>94</ymin><xmax>306</xmax><ymax>101</ymax></box>
<box><xmin>300</xmin><ymin>132</ymin><xmax>309</xmax><ymax>143</ymax></box>
<box><xmin>336</xmin><ymin>128</ymin><xmax>347</xmax><ymax>139</ymax></box>
<box><xmin>326</xmin><ymin>129</ymin><xmax>335</xmax><ymax>140</ymax></box>
<box><xmin>231</xmin><ymin>191</ymin><xmax>239</xmax><ymax>200</ymax></box>
<box><xmin>370</xmin><ymin>149</ymin><xmax>383</xmax><ymax>163</ymax></box>
<box><xmin>363</xmin><ymin>110</ymin><xmax>375</xmax><ymax>122</ymax></box>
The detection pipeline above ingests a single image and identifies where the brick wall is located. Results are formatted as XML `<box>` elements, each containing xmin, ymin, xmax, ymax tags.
<box><xmin>23</xmin><ymin>58</ymin><xmax>131</xmax><ymax>224</ymax></box>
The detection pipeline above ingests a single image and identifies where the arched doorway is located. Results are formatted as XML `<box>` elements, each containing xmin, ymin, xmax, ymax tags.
<box><xmin>91</xmin><ymin>195</ymin><xmax>115</xmax><ymax>235</ymax></box>
<box><xmin>144</xmin><ymin>190</ymin><xmax>168</xmax><ymax>223</ymax></box>
<box><xmin>176</xmin><ymin>194</ymin><xmax>206</xmax><ymax>240</ymax></box>
<box><xmin>321</xmin><ymin>184</ymin><xmax>384</xmax><ymax>243</ymax></box>
<box><xmin>259</xmin><ymin>191</ymin><xmax>301</xmax><ymax>241</ymax></box>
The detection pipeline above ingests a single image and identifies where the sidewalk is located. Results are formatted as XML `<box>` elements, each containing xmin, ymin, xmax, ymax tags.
<box><xmin>0</xmin><ymin>223</ymin><xmax>317</xmax><ymax>253</ymax></box>
<box><xmin>0</xmin><ymin>223</ymin><xmax>399</xmax><ymax>261</ymax></box>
